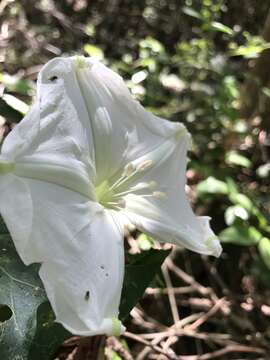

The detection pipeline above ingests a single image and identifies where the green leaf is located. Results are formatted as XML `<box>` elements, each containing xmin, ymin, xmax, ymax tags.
<box><xmin>219</xmin><ymin>224</ymin><xmax>262</xmax><ymax>246</ymax></box>
<box><xmin>2</xmin><ymin>94</ymin><xmax>29</xmax><ymax>115</ymax></box>
<box><xmin>0</xmin><ymin>98</ymin><xmax>23</xmax><ymax>123</ymax></box>
<box><xmin>84</xmin><ymin>44</ymin><xmax>104</xmax><ymax>60</ymax></box>
<box><xmin>252</xmin><ymin>256</ymin><xmax>270</xmax><ymax>286</ymax></box>
<box><xmin>225</xmin><ymin>177</ymin><xmax>239</xmax><ymax>196</ymax></box>
<box><xmin>139</xmin><ymin>37</ymin><xmax>164</xmax><ymax>53</ymax></box>
<box><xmin>262</xmin><ymin>87</ymin><xmax>270</xmax><ymax>98</ymax></box>
<box><xmin>137</xmin><ymin>234</ymin><xmax>154</xmax><ymax>251</ymax></box>
<box><xmin>225</xmin><ymin>150</ymin><xmax>251</xmax><ymax>168</ymax></box>
<box><xmin>182</xmin><ymin>6</ymin><xmax>202</xmax><ymax>20</ymax></box>
<box><xmin>0</xmin><ymin>234</ymin><xmax>46</xmax><ymax>360</ymax></box>
<box><xmin>210</xmin><ymin>21</ymin><xmax>234</xmax><ymax>36</ymax></box>
<box><xmin>28</xmin><ymin>302</ymin><xmax>70</xmax><ymax>360</ymax></box>
<box><xmin>105</xmin><ymin>348</ymin><xmax>122</xmax><ymax>360</ymax></box>
<box><xmin>256</xmin><ymin>163</ymin><xmax>270</xmax><ymax>178</ymax></box>
<box><xmin>229</xmin><ymin>193</ymin><xmax>253</xmax><ymax>213</ymax></box>
<box><xmin>0</xmin><ymin>73</ymin><xmax>33</xmax><ymax>96</ymax></box>
<box><xmin>258</xmin><ymin>237</ymin><xmax>270</xmax><ymax>270</ymax></box>
<box><xmin>197</xmin><ymin>176</ymin><xmax>228</xmax><ymax>195</ymax></box>
<box><xmin>230</xmin><ymin>43</ymin><xmax>270</xmax><ymax>58</ymax></box>
<box><xmin>119</xmin><ymin>249</ymin><xmax>170</xmax><ymax>320</ymax></box>
<box><xmin>225</xmin><ymin>205</ymin><xmax>249</xmax><ymax>226</ymax></box>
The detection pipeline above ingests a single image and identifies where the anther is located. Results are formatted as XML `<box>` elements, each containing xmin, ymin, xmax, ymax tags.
<box><xmin>149</xmin><ymin>181</ymin><xmax>157</xmax><ymax>189</ymax></box>
<box><xmin>153</xmin><ymin>191</ymin><xmax>167</xmax><ymax>199</ymax></box>
<box><xmin>137</xmin><ymin>160</ymin><xmax>152</xmax><ymax>172</ymax></box>
<box><xmin>117</xmin><ymin>199</ymin><xmax>126</xmax><ymax>208</ymax></box>
<box><xmin>123</xmin><ymin>163</ymin><xmax>135</xmax><ymax>177</ymax></box>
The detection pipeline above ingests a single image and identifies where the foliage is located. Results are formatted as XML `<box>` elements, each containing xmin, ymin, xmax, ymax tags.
<box><xmin>0</xmin><ymin>0</ymin><xmax>270</xmax><ymax>358</ymax></box>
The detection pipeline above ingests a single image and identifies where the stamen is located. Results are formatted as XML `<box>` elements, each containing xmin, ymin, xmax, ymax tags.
<box><xmin>117</xmin><ymin>199</ymin><xmax>126</xmax><ymax>208</ymax></box>
<box><xmin>153</xmin><ymin>191</ymin><xmax>167</xmax><ymax>199</ymax></box>
<box><xmin>137</xmin><ymin>159</ymin><xmax>152</xmax><ymax>172</ymax></box>
<box><xmin>108</xmin><ymin>165</ymin><xmax>138</xmax><ymax>192</ymax></box>
<box><xmin>123</xmin><ymin>163</ymin><xmax>135</xmax><ymax>177</ymax></box>
<box><xmin>109</xmin><ymin>160</ymin><xmax>153</xmax><ymax>194</ymax></box>
<box><xmin>113</xmin><ymin>182</ymin><xmax>156</xmax><ymax>197</ymax></box>
<box><xmin>149</xmin><ymin>181</ymin><xmax>157</xmax><ymax>189</ymax></box>
<box><xmin>108</xmin><ymin>175</ymin><xmax>127</xmax><ymax>192</ymax></box>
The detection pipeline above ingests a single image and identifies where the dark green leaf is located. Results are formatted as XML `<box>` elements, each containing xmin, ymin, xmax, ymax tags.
<box><xmin>28</xmin><ymin>302</ymin><xmax>70</xmax><ymax>360</ymax></box>
<box><xmin>119</xmin><ymin>249</ymin><xmax>170</xmax><ymax>320</ymax></box>
<box><xmin>258</xmin><ymin>237</ymin><xmax>270</xmax><ymax>270</ymax></box>
<box><xmin>0</xmin><ymin>234</ymin><xmax>46</xmax><ymax>360</ymax></box>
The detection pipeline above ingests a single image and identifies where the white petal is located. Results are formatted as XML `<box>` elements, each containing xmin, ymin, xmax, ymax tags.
<box><xmin>1</xmin><ymin>59</ymin><xmax>95</xmax><ymax>198</ymax></box>
<box><xmin>39</xmin><ymin>209</ymin><xmax>125</xmax><ymax>336</ymax></box>
<box><xmin>0</xmin><ymin>175</ymin><xmax>32</xmax><ymax>257</ymax></box>
<box><xmin>0</xmin><ymin>177</ymin><xmax>125</xmax><ymax>335</ymax></box>
<box><xmin>122</xmin><ymin>135</ymin><xmax>222</xmax><ymax>257</ymax></box>
<box><xmin>74</xmin><ymin>56</ymin><xmax>185</xmax><ymax>183</ymax></box>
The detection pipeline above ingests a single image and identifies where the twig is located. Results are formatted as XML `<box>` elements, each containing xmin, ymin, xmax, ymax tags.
<box><xmin>166</xmin><ymin>258</ymin><xmax>212</xmax><ymax>297</ymax></box>
<box><xmin>162</xmin><ymin>262</ymin><xmax>180</xmax><ymax>324</ymax></box>
<box><xmin>106</xmin><ymin>336</ymin><xmax>134</xmax><ymax>360</ymax></box>
<box><xmin>123</xmin><ymin>332</ymin><xmax>178</xmax><ymax>360</ymax></box>
<box><xmin>146</xmin><ymin>286</ymin><xmax>195</xmax><ymax>295</ymax></box>
<box><xmin>178</xmin><ymin>344</ymin><xmax>265</xmax><ymax>360</ymax></box>
<box><xmin>186</xmin><ymin>298</ymin><xmax>226</xmax><ymax>331</ymax></box>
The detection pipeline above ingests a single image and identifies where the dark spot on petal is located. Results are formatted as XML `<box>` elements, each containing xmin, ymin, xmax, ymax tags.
<box><xmin>100</xmin><ymin>265</ymin><xmax>105</xmax><ymax>269</ymax></box>
<box><xmin>49</xmin><ymin>75</ymin><xmax>58</xmax><ymax>82</ymax></box>
<box><xmin>105</xmin><ymin>273</ymin><xmax>109</xmax><ymax>277</ymax></box>
<box><xmin>84</xmin><ymin>291</ymin><xmax>90</xmax><ymax>301</ymax></box>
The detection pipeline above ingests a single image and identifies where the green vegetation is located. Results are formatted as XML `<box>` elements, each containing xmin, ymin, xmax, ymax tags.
<box><xmin>0</xmin><ymin>0</ymin><xmax>270</xmax><ymax>358</ymax></box>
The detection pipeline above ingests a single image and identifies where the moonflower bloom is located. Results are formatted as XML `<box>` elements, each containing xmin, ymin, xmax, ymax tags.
<box><xmin>0</xmin><ymin>56</ymin><xmax>221</xmax><ymax>336</ymax></box>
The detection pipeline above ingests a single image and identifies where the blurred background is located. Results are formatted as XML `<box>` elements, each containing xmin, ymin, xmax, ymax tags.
<box><xmin>0</xmin><ymin>0</ymin><xmax>270</xmax><ymax>359</ymax></box>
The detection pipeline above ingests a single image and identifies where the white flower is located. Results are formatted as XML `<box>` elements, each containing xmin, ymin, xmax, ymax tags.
<box><xmin>0</xmin><ymin>56</ymin><xmax>222</xmax><ymax>336</ymax></box>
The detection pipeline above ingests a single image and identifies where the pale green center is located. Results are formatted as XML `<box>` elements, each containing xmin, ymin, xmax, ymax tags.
<box><xmin>94</xmin><ymin>160</ymin><xmax>165</xmax><ymax>210</ymax></box>
<box><xmin>0</xmin><ymin>160</ymin><xmax>15</xmax><ymax>174</ymax></box>
<box><xmin>95</xmin><ymin>180</ymin><xmax>116</xmax><ymax>209</ymax></box>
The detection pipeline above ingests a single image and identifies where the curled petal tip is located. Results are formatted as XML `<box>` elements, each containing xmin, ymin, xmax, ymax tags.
<box><xmin>112</xmin><ymin>317</ymin><xmax>124</xmax><ymax>336</ymax></box>
<box><xmin>205</xmin><ymin>236</ymin><xmax>222</xmax><ymax>257</ymax></box>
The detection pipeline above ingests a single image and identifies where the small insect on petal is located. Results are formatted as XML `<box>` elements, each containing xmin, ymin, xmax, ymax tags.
<box><xmin>85</xmin><ymin>291</ymin><xmax>90</xmax><ymax>301</ymax></box>
<box><xmin>48</xmin><ymin>75</ymin><xmax>58</xmax><ymax>82</ymax></box>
